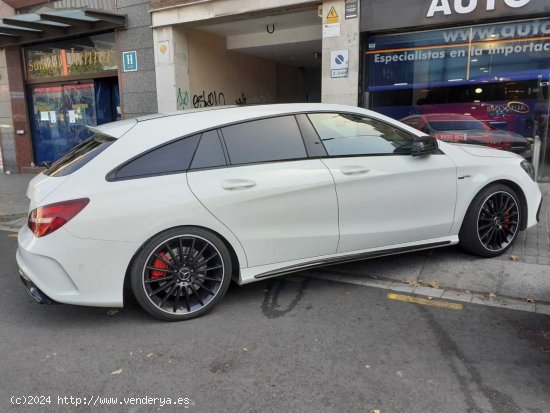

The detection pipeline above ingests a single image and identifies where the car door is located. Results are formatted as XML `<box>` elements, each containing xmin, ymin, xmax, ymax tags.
<box><xmin>187</xmin><ymin>116</ymin><xmax>339</xmax><ymax>268</ymax></box>
<box><xmin>307</xmin><ymin>112</ymin><xmax>457</xmax><ymax>253</ymax></box>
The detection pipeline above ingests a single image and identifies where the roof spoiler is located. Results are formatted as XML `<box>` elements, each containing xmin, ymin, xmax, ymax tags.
<box><xmin>86</xmin><ymin>118</ymin><xmax>138</xmax><ymax>139</ymax></box>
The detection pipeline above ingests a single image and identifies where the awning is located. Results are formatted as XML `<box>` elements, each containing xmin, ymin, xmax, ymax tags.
<box><xmin>0</xmin><ymin>9</ymin><xmax>126</xmax><ymax>47</ymax></box>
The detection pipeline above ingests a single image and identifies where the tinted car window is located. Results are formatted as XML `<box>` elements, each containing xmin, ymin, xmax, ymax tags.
<box><xmin>191</xmin><ymin>130</ymin><xmax>227</xmax><ymax>169</ymax></box>
<box><xmin>113</xmin><ymin>134</ymin><xmax>200</xmax><ymax>180</ymax></box>
<box><xmin>221</xmin><ymin>116</ymin><xmax>307</xmax><ymax>165</ymax></box>
<box><xmin>45</xmin><ymin>134</ymin><xmax>114</xmax><ymax>177</ymax></box>
<box><xmin>308</xmin><ymin>113</ymin><xmax>415</xmax><ymax>156</ymax></box>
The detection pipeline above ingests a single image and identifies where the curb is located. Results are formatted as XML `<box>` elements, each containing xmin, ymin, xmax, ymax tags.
<box><xmin>306</xmin><ymin>271</ymin><xmax>550</xmax><ymax>316</ymax></box>
<box><xmin>0</xmin><ymin>212</ymin><xmax>27</xmax><ymax>223</ymax></box>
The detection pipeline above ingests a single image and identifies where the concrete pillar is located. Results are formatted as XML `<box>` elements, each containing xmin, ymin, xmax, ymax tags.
<box><xmin>153</xmin><ymin>26</ymin><xmax>190</xmax><ymax>113</ymax></box>
<box><xmin>116</xmin><ymin>0</ymin><xmax>158</xmax><ymax>118</ymax></box>
<box><xmin>321</xmin><ymin>0</ymin><xmax>360</xmax><ymax>106</ymax></box>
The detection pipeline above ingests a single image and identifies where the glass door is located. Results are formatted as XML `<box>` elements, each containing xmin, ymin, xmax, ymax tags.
<box><xmin>535</xmin><ymin>73</ymin><xmax>550</xmax><ymax>181</ymax></box>
<box><xmin>29</xmin><ymin>81</ymin><xmax>96</xmax><ymax>166</ymax></box>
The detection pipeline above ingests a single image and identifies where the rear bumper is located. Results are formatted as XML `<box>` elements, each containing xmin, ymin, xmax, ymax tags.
<box><xmin>16</xmin><ymin>225</ymin><xmax>139</xmax><ymax>307</ymax></box>
<box><xmin>19</xmin><ymin>270</ymin><xmax>57</xmax><ymax>305</ymax></box>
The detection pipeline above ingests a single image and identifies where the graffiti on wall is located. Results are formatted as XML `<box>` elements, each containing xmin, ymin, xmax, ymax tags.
<box><xmin>180</xmin><ymin>90</ymin><xmax>248</xmax><ymax>109</ymax></box>
<box><xmin>235</xmin><ymin>93</ymin><xmax>247</xmax><ymax>105</ymax></box>
<box><xmin>193</xmin><ymin>90</ymin><xmax>226</xmax><ymax>108</ymax></box>
<box><xmin>176</xmin><ymin>88</ymin><xmax>189</xmax><ymax>110</ymax></box>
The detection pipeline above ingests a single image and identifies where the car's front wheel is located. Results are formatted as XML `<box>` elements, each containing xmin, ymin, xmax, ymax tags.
<box><xmin>130</xmin><ymin>227</ymin><xmax>232</xmax><ymax>321</ymax></box>
<box><xmin>459</xmin><ymin>183</ymin><xmax>521</xmax><ymax>257</ymax></box>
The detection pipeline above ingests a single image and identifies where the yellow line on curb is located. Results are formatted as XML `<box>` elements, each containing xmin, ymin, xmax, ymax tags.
<box><xmin>387</xmin><ymin>293</ymin><xmax>463</xmax><ymax>310</ymax></box>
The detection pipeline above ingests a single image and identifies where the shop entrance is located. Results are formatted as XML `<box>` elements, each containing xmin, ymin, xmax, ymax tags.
<box><xmin>29</xmin><ymin>77</ymin><xmax>119</xmax><ymax>166</ymax></box>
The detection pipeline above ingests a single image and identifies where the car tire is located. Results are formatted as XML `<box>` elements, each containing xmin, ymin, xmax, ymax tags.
<box><xmin>459</xmin><ymin>184</ymin><xmax>522</xmax><ymax>258</ymax></box>
<box><xmin>130</xmin><ymin>227</ymin><xmax>232</xmax><ymax>321</ymax></box>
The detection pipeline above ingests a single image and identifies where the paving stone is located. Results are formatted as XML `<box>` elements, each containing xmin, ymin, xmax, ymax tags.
<box><xmin>387</xmin><ymin>283</ymin><xmax>416</xmax><ymax>294</ymax></box>
<box><xmin>361</xmin><ymin>279</ymin><xmax>393</xmax><ymax>289</ymax></box>
<box><xmin>523</xmin><ymin>256</ymin><xmax>538</xmax><ymax>264</ymax></box>
<box><xmin>500</xmin><ymin>297</ymin><xmax>536</xmax><ymax>313</ymax></box>
<box><xmin>535</xmin><ymin>303</ymin><xmax>550</xmax><ymax>316</ymax></box>
<box><xmin>441</xmin><ymin>290</ymin><xmax>474</xmax><ymax>303</ymax></box>
<box><xmin>471</xmin><ymin>294</ymin><xmax>504</xmax><ymax>308</ymax></box>
<box><xmin>413</xmin><ymin>285</ymin><xmax>445</xmax><ymax>298</ymax></box>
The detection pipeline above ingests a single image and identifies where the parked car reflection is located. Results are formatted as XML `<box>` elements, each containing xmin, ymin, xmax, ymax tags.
<box><xmin>401</xmin><ymin>113</ymin><xmax>532</xmax><ymax>160</ymax></box>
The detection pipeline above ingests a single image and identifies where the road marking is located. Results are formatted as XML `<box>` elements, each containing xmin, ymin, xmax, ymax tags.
<box><xmin>387</xmin><ymin>293</ymin><xmax>463</xmax><ymax>310</ymax></box>
<box><xmin>7</xmin><ymin>233</ymin><xmax>17</xmax><ymax>238</ymax></box>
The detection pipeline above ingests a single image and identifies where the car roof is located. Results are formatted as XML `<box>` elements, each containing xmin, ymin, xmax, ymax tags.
<box><xmin>89</xmin><ymin>103</ymin><xmax>392</xmax><ymax>139</ymax></box>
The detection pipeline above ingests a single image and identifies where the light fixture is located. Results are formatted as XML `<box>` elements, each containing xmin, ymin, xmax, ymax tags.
<box><xmin>475</xmin><ymin>88</ymin><xmax>483</xmax><ymax>94</ymax></box>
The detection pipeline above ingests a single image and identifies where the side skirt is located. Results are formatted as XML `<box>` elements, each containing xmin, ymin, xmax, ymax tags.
<box><xmin>252</xmin><ymin>241</ymin><xmax>452</xmax><ymax>281</ymax></box>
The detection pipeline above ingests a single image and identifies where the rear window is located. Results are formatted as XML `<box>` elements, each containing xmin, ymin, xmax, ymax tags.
<box><xmin>110</xmin><ymin>134</ymin><xmax>201</xmax><ymax>180</ymax></box>
<box><xmin>45</xmin><ymin>134</ymin><xmax>115</xmax><ymax>177</ymax></box>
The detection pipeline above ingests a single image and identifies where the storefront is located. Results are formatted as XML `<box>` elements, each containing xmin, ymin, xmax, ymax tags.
<box><xmin>360</xmin><ymin>0</ymin><xmax>550</xmax><ymax>181</ymax></box>
<box><xmin>24</xmin><ymin>33</ymin><xmax>120</xmax><ymax>165</ymax></box>
<box><xmin>0</xmin><ymin>7</ymin><xmax>128</xmax><ymax>172</ymax></box>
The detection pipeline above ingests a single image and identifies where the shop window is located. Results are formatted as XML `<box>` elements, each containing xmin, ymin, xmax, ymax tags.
<box><xmin>364</xmin><ymin>18</ymin><xmax>550</xmax><ymax>170</ymax></box>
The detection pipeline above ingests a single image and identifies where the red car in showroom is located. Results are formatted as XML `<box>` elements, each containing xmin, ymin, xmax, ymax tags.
<box><xmin>401</xmin><ymin>113</ymin><xmax>532</xmax><ymax>160</ymax></box>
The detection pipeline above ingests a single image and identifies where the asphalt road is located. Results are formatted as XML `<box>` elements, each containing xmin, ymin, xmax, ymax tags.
<box><xmin>1</xmin><ymin>232</ymin><xmax>549</xmax><ymax>413</ymax></box>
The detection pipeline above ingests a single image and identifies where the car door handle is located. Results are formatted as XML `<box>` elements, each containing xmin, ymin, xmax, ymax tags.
<box><xmin>221</xmin><ymin>179</ymin><xmax>257</xmax><ymax>190</ymax></box>
<box><xmin>339</xmin><ymin>166</ymin><xmax>370</xmax><ymax>175</ymax></box>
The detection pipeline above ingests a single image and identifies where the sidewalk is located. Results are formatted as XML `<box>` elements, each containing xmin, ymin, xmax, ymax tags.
<box><xmin>1</xmin><ymin>172</ymin><xmax>549</xmax><ymax>304</ymax></box>
<box><xmin>0</xmin><ymin>173</ymin><xmax>34</xmax><ymax>221</ymax></box>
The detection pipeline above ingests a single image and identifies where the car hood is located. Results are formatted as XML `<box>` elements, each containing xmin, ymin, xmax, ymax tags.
<box><xmin>454</xmin><ymin>144</ymin><xmax>523</xmax><ymax>159</ymax></box>
<box><xmin>462</xmin><ymin>129</ymin><xmax>526</xmax><ymax>143</ymax></box>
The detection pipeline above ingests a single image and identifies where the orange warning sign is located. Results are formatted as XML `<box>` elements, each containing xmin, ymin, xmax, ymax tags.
<box><xmin>326</xmin><ymin>6</ymin><xmax>339</xmax><ymax>24</ymax></box>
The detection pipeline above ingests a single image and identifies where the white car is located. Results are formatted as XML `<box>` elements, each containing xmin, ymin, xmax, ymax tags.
<box><xmin>17</xmin><ymin>104</ymin><xmax>542</xmax><ymax>321</ymax></box>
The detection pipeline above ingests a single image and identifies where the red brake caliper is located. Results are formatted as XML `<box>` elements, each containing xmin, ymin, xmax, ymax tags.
<box><xmin>150</xmin><ymin>252</ymin><xmax>170</xmax><ymax>280</ymax></box>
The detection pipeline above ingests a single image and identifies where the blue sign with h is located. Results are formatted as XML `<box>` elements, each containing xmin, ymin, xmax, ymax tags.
<box><xmin>122</xmin><ymin>51</ymin><xmax>138</xmax><ymax>72</ymax></box>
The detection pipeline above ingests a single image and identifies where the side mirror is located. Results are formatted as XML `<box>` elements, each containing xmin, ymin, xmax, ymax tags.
<box><xmin>411</xmin><ymin>135</ymin><xmax>438</xmax><ymax>157</ymax></box>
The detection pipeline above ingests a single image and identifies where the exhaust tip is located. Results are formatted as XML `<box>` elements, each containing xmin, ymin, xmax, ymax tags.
<box><xmin>19</xmin><ymin>273</ymin><xmax>57</xmax><ymax>305</ymax></box>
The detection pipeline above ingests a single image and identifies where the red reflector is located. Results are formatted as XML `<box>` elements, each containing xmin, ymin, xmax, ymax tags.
<box><xmin>28</xmin><ymin>198</ymin><xmax>89</xmax><ymax>238</ymax></box>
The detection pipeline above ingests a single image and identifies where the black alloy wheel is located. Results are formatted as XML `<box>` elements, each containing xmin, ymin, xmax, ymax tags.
<box><xmin>131</xmin><ymin>227</ymin><xmax>232</xmax><ymax>321</ymax></box>
<box><xmin>459</xmin><ymin>184</ymin><xmax>521</xmax><ymax>257</ymax></box>
<box><xmin>476</xmin><ymin>191</ymin><xmax>519</xmax><ymax>252</ymax></box>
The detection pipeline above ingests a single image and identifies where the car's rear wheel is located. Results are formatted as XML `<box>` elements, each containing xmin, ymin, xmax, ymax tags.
<box><xmin>459</xmin><ymin>184</ymin><xmax>521</xmax><ymax>257</ymax></box>
<box><xmin>130</xmin><ymin>227</ymin><xmax>232</xmax><ymax>321</ymax></box>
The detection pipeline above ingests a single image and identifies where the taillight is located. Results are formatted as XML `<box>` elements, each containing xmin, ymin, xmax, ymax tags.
<box><xmin>28</xmin><ymin>198</ymin><xmax>89</xmax><ymax>238</ymax></box>
<box><xmin>433</xmin><ymin>133</ymin><xmax>467</xmax><ymax>142</ymax></box>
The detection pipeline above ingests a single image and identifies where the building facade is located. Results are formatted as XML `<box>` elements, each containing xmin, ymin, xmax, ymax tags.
<box><xmin>149</xmin><ymin>0</ymin><xmax>360</xmax><ymax>112</ymax></box>
<box><xmin>2</xmin><ymin>0</ymin><xmax>549</xmax><ymax>182</ymax></box>
<box><xmin>0</xmin><ymin>0</ymin><xmax>156</xmax><ymax>173</ymax></box>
